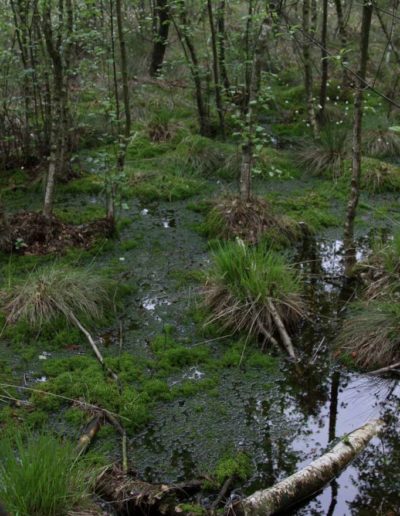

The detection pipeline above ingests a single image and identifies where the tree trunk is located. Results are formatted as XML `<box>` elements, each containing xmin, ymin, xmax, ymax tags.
<box><xmin>216</xmin><ymin>1</ymin><xmax>230</xmax><ymax>92</ymax></box>
<box><xmin>116</xmin><ymin>0</ymin><xmax>131</xmax><ymax>161</ymax></box>
<box><xmin>302</xmin><ymin>0</ymin><xmax>318</xmax><ymax>137</ymax></box>
<box><xmin>311</xmin><ymin>0</ymin><xmax>317</xmax><ymax>34</ymax></box>
<box><xmin>41</xmin><ymin>0</ymin><xmax>67</xmax><ymax>216</ymax></box>
<box><xmin>173</xmin><ymin>2</ymin><xmax>210</xmax><ymax>136</ymax></box>
<box><xmin>343</xmin><ymin>1</ymin><xmax>373</xmax><ymax>276</ymax></box>
<box><xmin>0</xmin><ymin>199</ymin><xmax>11</xmax><ymax>251</ymax></box>
<box><xmin>333</xmin><ymin>0</ymin><xmax>349</xmax><ymax>84</ymax></box>
<box><xmin>149</xmin><ymin>0</ymin><xmax>170</xmax><ymax>77</ymax></box>
<box><xmin>239</xmin><ymin>143</ymin><xmax>253</xmax><ymax>201</ymax></box>
<box><xmin>318</xmin><ymin>0</ymin><xmax>329</xmax><ymax>122</ymax></box>
<box><xmin>239</xmin><ymin>17</ymin><xmax>270</xmax><ymax>201</ymax></box>
<box><xmin>207</xmin><ymin>0</ymin><xmax>225</xmax><ymax>138</ymax></box>
<box><xmin>234</xmin><ymin>419</ymin><xmax>384</xmax><ymax>515</ymax></box>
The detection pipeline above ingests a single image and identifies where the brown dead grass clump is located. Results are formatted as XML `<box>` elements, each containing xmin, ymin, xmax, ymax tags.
<box><xmin>337</xmin><ymin>302</ymin><xmax>400</xmax><ymax>370</ymax></box>
<box><xmin>205</xmin><ymin>196</ymin><xmax>301</xmax><ymax>245</ymax></box>
<box><xmin>4</xmin><ymin>212</ymin><xmax>114</xmax><ymax>255</ymax></box>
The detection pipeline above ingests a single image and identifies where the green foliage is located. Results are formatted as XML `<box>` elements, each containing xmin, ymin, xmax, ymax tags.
<box><xmin>254</xmin><ymin>147</ymin><xmax>301</xmax><ymax>180</ymax></box>
<box><xmin>0</xmin><ymin>432</ymin><xmax>93</xmax><ymax>516</ymax></box>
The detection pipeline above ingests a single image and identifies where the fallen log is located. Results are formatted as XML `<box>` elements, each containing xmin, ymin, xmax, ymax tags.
<box><xmin>230</xmin><ymin>419</ymin><xmax>384</xmax><ymax>516</ymax></box>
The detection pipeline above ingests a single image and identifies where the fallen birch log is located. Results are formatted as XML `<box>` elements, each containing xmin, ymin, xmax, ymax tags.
<box><xmin>232</xmin><ymin>419</ymin><xmax>384</xmax><ymax>516</ymax></box>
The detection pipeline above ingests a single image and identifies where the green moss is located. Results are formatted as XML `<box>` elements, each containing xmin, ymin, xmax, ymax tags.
<box><xmin>1</xmin><ymin>316</ymin><xmax>84</xmax><ymax>352</ymax></box>
<box><xmin>33</xmin><ymin>355</ymin><xmax>151</xmax><ymax>432</ymax></box>
<box><xmin>64</xmin><ymin>407</ymin><xmax>88</xmax><ymax>427</ymax></box>
<box><xmin>246</xmin><ymin>350</ymin><xmax>278</xmax><ymax>370</ymax></box>
<box><xmin>205</xmin><ymin>452</ymin><xmax>252</xmax><ymax>488</ymax></box>
<box><xmin>55</xmin><ymin>205</ymin><xmax>105</xmax><ymax>225</ymax></box>
<box><xmin>128</xmin><ymin>171</ymin><xmax>205</xmax><ymax>202</ymax></box>
<box><xmin>60</xmin><ymin>175</ymin><xmax>104</xmax><ymax>195</ymax></box>
<box><xmin>271</xmin><ymin>190</ymin><xmax>339</xmax><ymax>232</ymax></box>
<box><xmin>120</xmin><ymin>238</ymin><xmax>141</xmax><ymax>251</ymax></box>
<box><xmin>141</xmin><ymin>379</ymin><xmax>171</xmax><ymax>401</ymax></box>
<box><xmin>176</xmin><ymin>503</ymin><xmax>204</xmax><ymax>515</ymax></box>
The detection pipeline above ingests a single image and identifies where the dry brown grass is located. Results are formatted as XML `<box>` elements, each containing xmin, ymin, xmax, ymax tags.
<box><xmin>337</xmin><ymin>302</ymin><xmax>400</xmax><ymax>370</ymax></box>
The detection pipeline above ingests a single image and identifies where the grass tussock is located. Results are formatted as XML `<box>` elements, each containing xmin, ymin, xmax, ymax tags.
<box><xmin>295</xmin><ymin>125</ymin><xmax>350</xmax><ymax>178</ymax></box>
<box><xmin>202</xmin><ymin>196</ymin><xmax>301</xmax><ymax>245</ymax></box>
<box><xmin>337</xmin><ymin>302</ymin><xmax>400</xmax><ymax>370</ymax></box>
<box><xmin>360</xmin><ymin>157</ymin><xmax>400</xmax><ymax>193</ymax></box>
<box><xmin>0</xmin><ymin>432</ymin><xmax>94</xmax><ymax>516</ymax></box>
<box><xmin>0</xmin><ymin>265</ymin><xmax>110</xmax><ymax>327</ymax></box>
<box><xmin>358</xmin><ymin>232</ymin><xmax>400</xmax><ymax>301</ymax></box>
<box><xmin>204</xmin><ymin>242</ymin><xmax>305</xmax><ymax>347</ymax></box>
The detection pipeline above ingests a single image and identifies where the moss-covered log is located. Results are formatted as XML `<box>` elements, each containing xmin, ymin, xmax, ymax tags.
<box><xmin>232</xmin><ymin>419</ymin><xmax>384</xmax><ymax>515</ymax></box>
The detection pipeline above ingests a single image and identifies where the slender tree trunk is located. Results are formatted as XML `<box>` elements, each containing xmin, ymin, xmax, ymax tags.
<box><xmin>302</xmin><ymin>0</ymin><xmax>318</xmax><ymax>137</ymax></box>
<box><xmin>311</xmin><ymin>0</ymin><xmax>317</xmax><ymax>34</ymax></box>
<box><xmin>207</xmin><ymin>0</ymin><xmax>225</xmax><ymax>138</ymax></box>
<box><xmin>216</xmin><ymin>0</ymin><xmax>230</xmax><ymax>92</ymax></box>
<box><xmin>149</xmin><ymin>0</ymin><xmax>170</xmax><ymax>77</ymax></box>
<box><xmin>343</xmin><ymin>1</ymin><xmax>373</xmax><ymax>276</ymax></box>
<box><xmin>328</xmin><ymin>371</ymin><xmax>340</xmax><ymax>442</ymax></box>
<box><xmin>105</xmin><ymin>0</ymin><xmax>132</xmax><ymax>222</ymax></box>
<box><xmin>318</xmin><ymin>0</ymin><xmax>328</xmax><ymax>122</ymax></box>
<box><xmin>0</xmin><ymin>199</ymin><xmax>11</xmax><ymax>251</ymax></box>
<box><xmin>172</xmin><ymin>2</ymin><xmax>210</xmax><ymax>136</ymax></box>
<box><xmin>116</xmin><ymin>0</ymin><xmax>131</xmax><ymax>157</ymax></box>
<box><xmin>334</xmin><ymin>0</ymin><xmax>349</xmax><ymax>84</ymax></box>
<box><xmin>239</xmin><ymin>18</ymin><xmax>270</xmax><ymax>201</ymax></box>
<box><xmin>41</xmin><ymin>0</ymin><xmax>69</xmax><ymax>216</ymax></box>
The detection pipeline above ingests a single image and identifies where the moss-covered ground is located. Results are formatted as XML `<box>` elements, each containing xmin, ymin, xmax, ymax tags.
<box><xmin>2</xmin><ymin>75</ymin><xmax>400</xmax><ymax>512</ymax></box>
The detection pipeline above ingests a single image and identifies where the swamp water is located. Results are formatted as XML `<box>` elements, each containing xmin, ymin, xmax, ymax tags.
<box><xmin>2</xmin><ymin>188</ymin><xmax>400</xmax><ymax>515</ymax></box>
